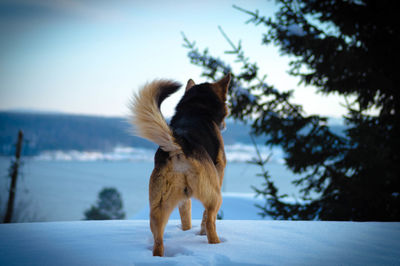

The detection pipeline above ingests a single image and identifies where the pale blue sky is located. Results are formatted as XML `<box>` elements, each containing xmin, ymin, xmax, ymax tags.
<box><xmin>0</xmin><ymin>0</ymin><xmax>348</xmax><ymax>118</ymax></box>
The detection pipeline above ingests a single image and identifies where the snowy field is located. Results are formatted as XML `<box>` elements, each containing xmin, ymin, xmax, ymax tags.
<box><xmin>1</xmin><ymin>220</ymin><xmax>399</xmax><ymax>265</ymax></box>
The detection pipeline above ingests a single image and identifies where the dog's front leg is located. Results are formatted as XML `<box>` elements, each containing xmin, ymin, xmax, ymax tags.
<box><xmin>199</xmin><ymin>210</ymin><xmax>207</xmax><ymax>235</ymax></box>
<box><xmin>178</xmin><ymin>199</ymin><xmax>192</xmax><ymax>231</ymax></box>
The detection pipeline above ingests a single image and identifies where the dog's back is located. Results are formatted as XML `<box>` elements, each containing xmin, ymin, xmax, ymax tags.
<box><xmin>170</xmin><ymin>82</ymin><xmax>228</xmax><ymax>164</ymax></box>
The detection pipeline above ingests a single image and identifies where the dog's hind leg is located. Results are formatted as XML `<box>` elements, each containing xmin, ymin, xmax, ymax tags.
<box><xmin>150</xmin><ymin>206</ymin><xmax>170</xmax><ymax>257</ymax></box>
<box><xmin>200</xmin><ymin>191</ymin><xmax>222</xmax><ymax>244</ymax></box>
<box><xmin>149</xmin><ymin>179</ymin><xmax>177</xmax><ymax>256</ymax></box>
<box><xmin>150</xmin><ymin>197</ymin><xmax>181</xmax><ymax>256</ymax></box>
<box><xmin>206</xmin><ymin>195</ymin><xmax>222</xmax><ymax>244</ymax></box>
<box><xmin>178</xmin><ymin>199</ymin><xmax>192</xmax><ymax>230</ymax></box>
<box><xmin>149</xmin><ymin>170</ymin><xmax>187</xmax><ymax>256</ymax></box>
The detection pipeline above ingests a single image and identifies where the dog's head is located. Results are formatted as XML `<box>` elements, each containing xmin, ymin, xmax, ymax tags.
<box><xmin>183</xmin><ymin>73</ymin><xmax>231</xmax><ymax>130</ymax></box>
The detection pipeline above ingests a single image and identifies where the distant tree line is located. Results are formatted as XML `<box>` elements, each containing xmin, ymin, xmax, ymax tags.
<box><xmin>0</xmin><ymin>111</ymin><xmax>325</xmax><ymax>156</ymax></box>
<box><xmin>0</xmin><ymin>112</ymin><xmax>155</xmax><ymax>156</ymax></box>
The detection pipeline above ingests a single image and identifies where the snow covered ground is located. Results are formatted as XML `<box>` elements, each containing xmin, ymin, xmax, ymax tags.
<box><xmin>1</xmin><ymin>220</ymin><xmax>399</xmax><ymax>265</ymax></box>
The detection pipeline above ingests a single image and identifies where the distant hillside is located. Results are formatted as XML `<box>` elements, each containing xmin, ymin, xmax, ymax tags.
<box><xmin>0</xmin><ymin>111</ymin><xmax>345</xmax><ymax>156</ymax></box>
<box><xmin>0</xmin><ymin>112</ymin><xmax>151</xmax><ymax>155</ymax></box>
<box><xmin>0</xmin><ymin>112</ymin><xmax>259</xmax><ymax>156</ymax></box>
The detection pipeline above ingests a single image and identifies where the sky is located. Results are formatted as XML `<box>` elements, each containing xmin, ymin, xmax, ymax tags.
<box><xmin>0</xmin><ymin>0</ymin><xmax>349</xmax><ymax>118</ymax></box>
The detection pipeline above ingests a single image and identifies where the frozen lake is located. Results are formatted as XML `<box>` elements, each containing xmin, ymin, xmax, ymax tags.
<box><xmin>0</xmin><ymin>150</ymin><xmax>299</xmax><ymax>222</ymax></box>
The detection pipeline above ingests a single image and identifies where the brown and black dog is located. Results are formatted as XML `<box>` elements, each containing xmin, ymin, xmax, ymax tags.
<box><xmin>130</xmin><ymin>73</ymin><xmax>230</xmax><ymax>256</ymax></box>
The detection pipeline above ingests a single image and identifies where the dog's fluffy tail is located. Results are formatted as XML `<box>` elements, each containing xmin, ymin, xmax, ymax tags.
<box><xmin>130</xmin><ymin>80</ymin><xmax>181</xmax><ymax>153</ymax></box>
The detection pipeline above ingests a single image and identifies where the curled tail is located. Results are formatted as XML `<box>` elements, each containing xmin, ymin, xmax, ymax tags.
<box><xmin>130</xmin><ymin>80</ymin><xmax>181</xmax><ymax>153</ymax></box>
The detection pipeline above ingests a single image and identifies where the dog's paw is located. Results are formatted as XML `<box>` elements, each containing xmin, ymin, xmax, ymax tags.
<box><xmin>180</xmin><ymin>224</ymin><xmax>192</xmax><ymax>231</ymax></box>
<box><xmin>153</xmin><ymin>243</ymin><xmax>164</xmax><ymax>257</ymax></box>
<box><xmin>207</xmin><ymin>234</ymin><xmax>221</xmax><ymax>244</ymax></box>
<box><xmin>208</xmin><ymin>238</ymin><xmax>221</xmax><ymax>244</ymax></box>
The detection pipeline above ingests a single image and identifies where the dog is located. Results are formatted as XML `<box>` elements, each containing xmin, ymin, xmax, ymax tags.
<box><xmin>130</xmin><ymin>73</ymin><xmax>230</xmax><ymax>256</ymax></box>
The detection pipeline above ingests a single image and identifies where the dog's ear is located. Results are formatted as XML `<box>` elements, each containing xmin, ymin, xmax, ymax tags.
<box><xmin>185</xmin><ymin>79</ymin><xmax>196</xmax><ymax>91</ymax></box>
<box><xmin>214</xmin><ymin>73</ymin><xmax>231</xmax><ymax>101</ymax></box>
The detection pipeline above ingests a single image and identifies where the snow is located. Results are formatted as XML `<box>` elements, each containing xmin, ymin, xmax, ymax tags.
<box><xmin>33</xmin><ymin>147</ymin><xmax>155</xmax><ymax>162</ymax></box>
<box><xmin>32</xmin><ymin>143</ymin><xmax>283</xmax><ymax>164</ymax></box>
<box><xmin>231</xmin><ymin>84</ymin><xmax>257</xmax><ymax>103</ymax></box>
<box><xmin>286</xmin><ymin>24</ymin><xmax>306</xmax><ymax>37</ymax></box>
<box><xmin>1</xmin><ymin>220</ymin><xmax>399</xmax><ymax>265</ymax></box>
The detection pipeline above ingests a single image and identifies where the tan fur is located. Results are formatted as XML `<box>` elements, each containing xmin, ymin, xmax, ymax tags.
<box><xmin>130</xmin><ymin>74</ymin><xmax>230</xmax><ymax>256</ymax></box>
<box><xmin>130</xmin><ymin>80</ymin><xmax>181</xmax><ymax>153</ymax></box>
<box><xmin>185</xmin><ymin>79</ymin><xmax>196</xmax><ymax>91</ymax></box>
<box><xmin>149</xmin><ymin>148</ymin><xmax>225</xmax><ymax>256</ymax></box>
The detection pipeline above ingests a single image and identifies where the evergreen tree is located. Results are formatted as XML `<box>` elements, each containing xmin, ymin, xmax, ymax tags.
<box><xmin>84</xmin><ymin>187</ymin><xmax>125</xmax><ymax>220</ymax></box>
<box><xmin>182</xmin><ymin>0</ymin><xmax>400</xmax><ymax>221</ymax></box>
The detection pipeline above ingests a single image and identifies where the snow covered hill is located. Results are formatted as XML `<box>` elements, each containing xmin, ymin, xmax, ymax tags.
<box><xmin>1</xmin><ymin>220</ymin><xmax>399</xmax><ymax>265</ymax></box>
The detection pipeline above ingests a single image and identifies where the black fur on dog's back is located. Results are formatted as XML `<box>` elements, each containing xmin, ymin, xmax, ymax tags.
<box><xmin>169</xmin><ymin>83</ymin><xmax>227</xmax><ymax>164</ymax></box>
